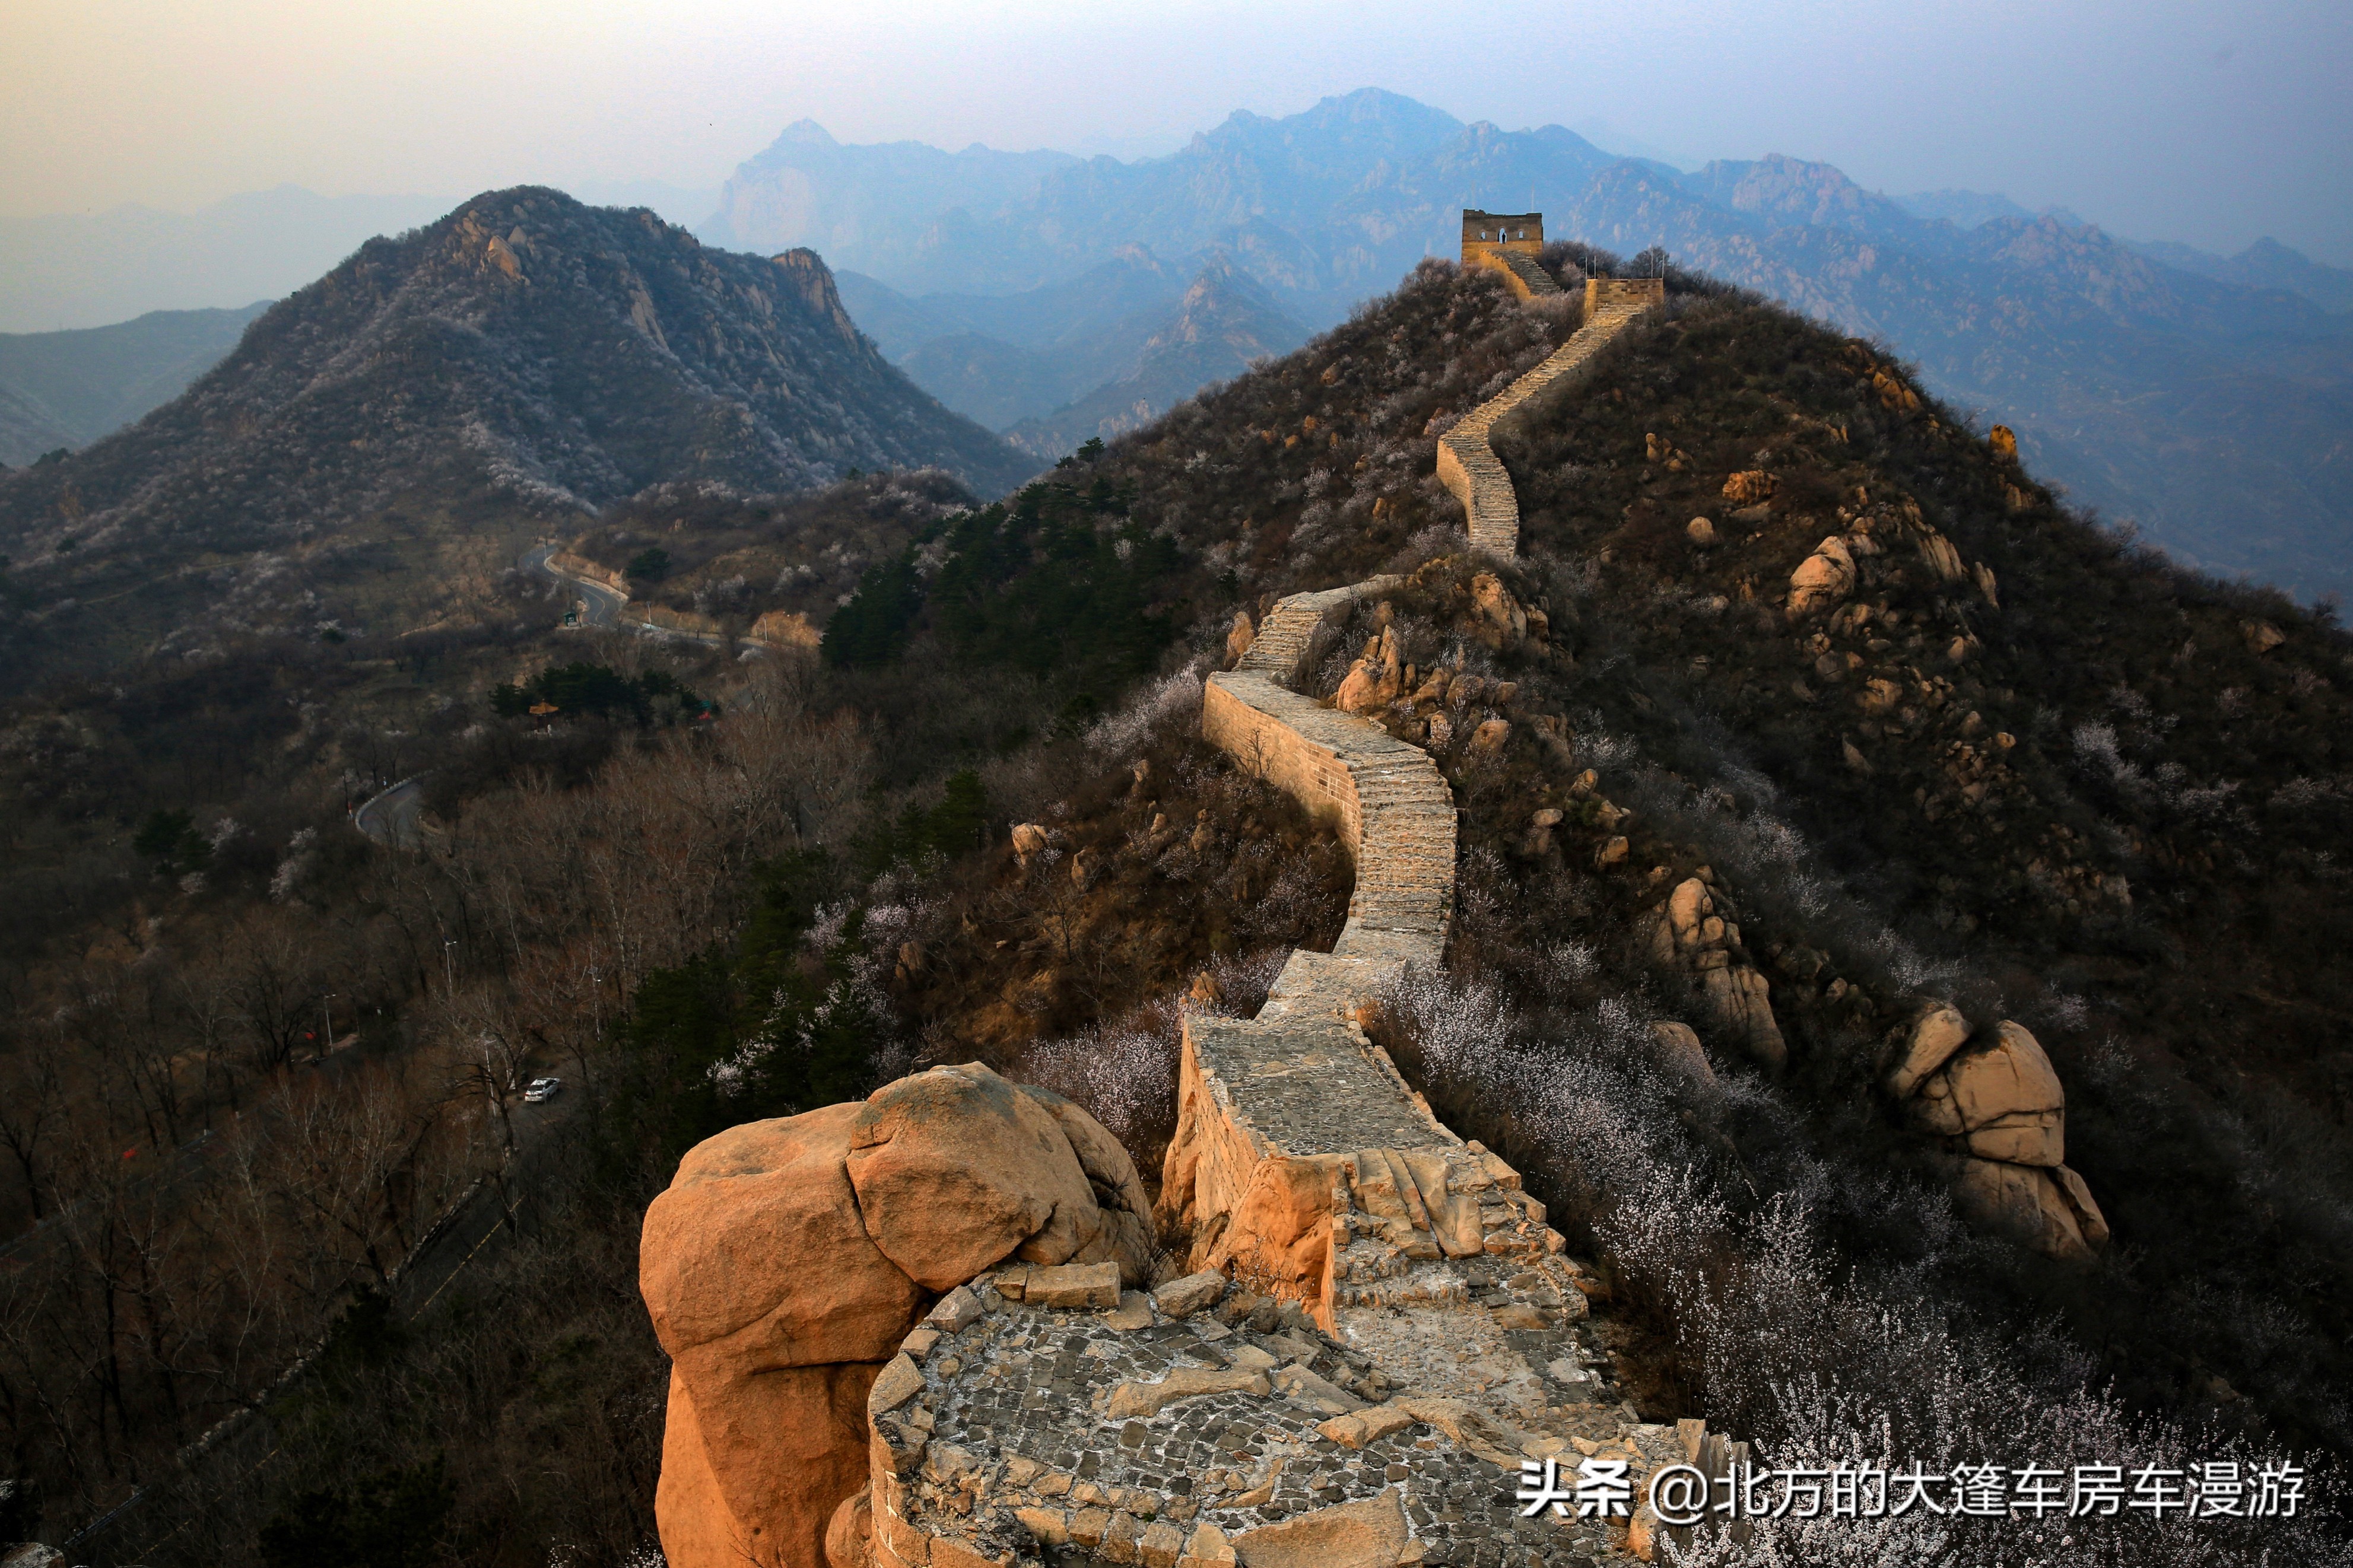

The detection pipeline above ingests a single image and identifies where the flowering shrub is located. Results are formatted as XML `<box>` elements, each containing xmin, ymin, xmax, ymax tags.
<box><xmin>1380</xmin><ymin>967</ymin><xmax>2345</xmax><ymax>1567</ymax></box>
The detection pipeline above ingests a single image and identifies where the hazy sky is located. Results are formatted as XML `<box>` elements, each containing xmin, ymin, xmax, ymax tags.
<box><xmin>5</xmin><ymin>0</ymin><xmax>2349</xmax><ymax>262</ymax></box>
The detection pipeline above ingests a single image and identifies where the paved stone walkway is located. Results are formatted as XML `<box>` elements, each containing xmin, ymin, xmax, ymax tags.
<box><xmin>864</xmin><ymin>258</ymin><xmax>1682</xmax><ymax>1568</ymax></box>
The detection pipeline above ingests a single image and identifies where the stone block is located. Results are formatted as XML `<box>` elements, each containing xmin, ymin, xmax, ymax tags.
<box><xmin>1014</xmin><ymin>1506</ymin><xmax>1069</xmax><ymax>1547</ymax></box>
<box><xmin>1151</xmin><ymin>1269</ymin><xmax>1228</xmax><ymax>1319</ymax></box>
<box><xmin>1316</xmin><ymin>1404</ymin><xmax>1417</xmax><ymax>1449</ymax></box>
<box><xmin>1141</xmin><ymin>1519</ymin><xmax>1188</xmax><ymax>1568</ymax></box>
<box><xmin>1027</xmin><ymin>1260</ymin><xmax>1121</xmax><ymax>1309</ymax></box>
<box><xmin>1105</xmin><ymin>1290</ymin><xmax>1155</xmax><ymax>1331</ymax></box>
<box><xmin>928</xmin><ymin>1536</ymin><xmax>1004</xmax><ymax>1568</ymax></box>
<box><xmin>926</xmin><ymin>1286</ymin><xmax>986</xmax><ymax>1332</ymax></box>
<box><xmin>1230</xmin><ymin>1491</ymin><xmax>1409</xmax><ymax>1568</ymax></box>
<box><xmin>868</xmin><ymin>1354</ymin><xmax>924</xmax><ymax>1417</ymax></box>
<box><xmin>1107</xmin><ymin>1366</ymin><xmax>1273</xmax><ymax>1419</ymax></box>
<box><xmin>1179</xmin><ymin>1521</ymin><xmax>1239</xmax><ymax>1567</ymax></box>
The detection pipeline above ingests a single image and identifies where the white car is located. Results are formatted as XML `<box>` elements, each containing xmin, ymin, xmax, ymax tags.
<box><xmin>523</xmin><ymin>1076</ymin><xmax>563</xmax><ymax>1103</ymax></box>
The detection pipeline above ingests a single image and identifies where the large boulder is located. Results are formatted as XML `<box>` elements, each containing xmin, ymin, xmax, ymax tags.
<box><xmin>1334</xmin><ymin>626</ymin><xmax>1404</xmax><ymax>714</ymax></box>
<box><xmin>1785</xmin><ymin>536</ymin><xmax>1856</xmax><ymax>618</ymax></box>
<box><xmin>1015</xmin><ymin>1079</ymin><xmax>1158</xmax><ymax>1284</ymax></box>
<box><xmin>2052</xmin><ymin>1163</ymin><xmax>2111</xmax><ymax>1248</ymax></box>
<box><xmin>656</xmin><ymin>1362</ymin><xmax>880</xmax><ymax>1568</ymax></box>
<box><xmin>1944</xmin><ymin>1022</ymin><xmax>2065</xmax><ymax>1166</ymax></box>
<box><xmin>1955</xmin><ymin>1158</ymin><xmax>2092</xmax><ymax>1262</ymax></box>
<box><xmin>1651</xmin><ymin>879</ymin><xmax>1784</xmax><ymax>1069</ymax></box>
<box><xmin>846</xmin><ymin>1063</ymin><xmax>1126</xmax><ymax>1290</ymax></box>
<box><xmin>1912</xmin><ymin>526</ymin><xmax>1968</xmax><ymax>583</ymax></box>
<box><xmin>1667</xmin><ymin>877</ymin><xmax>1713</xmax><ymax>949</ymax></box>
<box><xmin>643</xmin><ymin>1070</ymin><xmax>1157</xmax><ymax>1568</ymax></box>
<box><xmin>640</xmin><ymin>1103</ymin><xmax>926</xmax><ymax>1568</ymax></box>
<box><xmin>1886</xmin><ymin>1004</ymin><xmax>1971</xmax><ymax>1097</ymax></box>
<box><xmin>1469</xmin><ymin>573</ymin><xmax>1528</xmax><ymax>643</ymax></box>
<box><xmin>1890</xmin><ymin>1014</ymin><xmax>2105</xmax><ymax>1259</ymax></box>
<box><xmin>1700</xmin><ymin>965</ymin><xmax>1787</xmax><ymax>1070</ymax></box>
<box><xmin>642</xmin><ymin>1102</ymin><xmax>925</xmax><ymax>1378</ymax></box>
<box><xmin>1895</xmin><ymin>1019</ymin><xmax>2066</xmax><ymax>1165</ymax></box>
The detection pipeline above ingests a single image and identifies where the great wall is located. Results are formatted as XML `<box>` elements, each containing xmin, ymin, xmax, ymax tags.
<box><xmin>636</xmin><ymin>216</ymin><xmax>2104</xmax><ymax>1568</ymax></box>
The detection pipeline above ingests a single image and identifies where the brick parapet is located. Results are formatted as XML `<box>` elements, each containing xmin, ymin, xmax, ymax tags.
<box><xmin>848</xmin><ymin>227</ymin><xmax>1687</xmax><ymax>1568</ymax></box>
<box><xmin>1437</xmin><ymin>296</ymin><xmax>1656</xmax><ymax>554</ymax></box>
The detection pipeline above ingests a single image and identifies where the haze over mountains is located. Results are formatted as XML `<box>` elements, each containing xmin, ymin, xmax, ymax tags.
<box><xmin>836</xmin><ymin>252</ymin><xmax>1310</xmax><ymax>460</ymax></box>
<box><xmin>708</xmin><ymin>90</ymin><xmax>2353</xmax><ymax>603</ymax></box>
<box><xmin>6</xmin><ymin>87</ymin><xmax>2351</xmax><ymax>602</ymax></box>
<box><xmin>0</xmin><ymin>303</ymin><xmax>272</xmax><ymax>465</ymax></box>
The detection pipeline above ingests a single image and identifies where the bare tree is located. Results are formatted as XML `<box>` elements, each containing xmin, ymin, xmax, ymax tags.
<box><xmin>0</xmin><ymin>1049</ymin><xmax>65</xmax><ymax>1224</ymax></box>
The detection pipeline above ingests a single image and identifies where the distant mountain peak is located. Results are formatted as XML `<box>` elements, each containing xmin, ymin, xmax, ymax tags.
<box><xmin>0</xmin><ymin>185</ymin><xmax>1029</xmax><ymax>666</ymax></box>
<box><xmin>1303</xmin><ymin>86</ymin><xmax>1465</xmax><ymax>129</ymax></box>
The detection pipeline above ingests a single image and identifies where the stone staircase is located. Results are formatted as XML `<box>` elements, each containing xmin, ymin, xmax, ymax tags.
<box><xmin>1464</xmin><ymin>247</ymin><xmax>1564</xmax><ymax>303</ymax></box>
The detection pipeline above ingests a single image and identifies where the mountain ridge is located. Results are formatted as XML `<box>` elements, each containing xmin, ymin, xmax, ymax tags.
<box><xmin>1002</xmin><ymin>256</ymin><xmax>1309</xmax><ymax>459</ymax></box>
<box><xmin>0</xmin><ymin>301</ymin><xmax>273</xmax><ymax>464</ymax></box>
<box><xmin>0</xmin><ymin>186</ymin><xmax>1031</xmax><ymax>678</ymax></box>
<box><xmin>727</xmin><ymin>94</ymin><xmax>2353</xmax><ymax>600</ymax></box>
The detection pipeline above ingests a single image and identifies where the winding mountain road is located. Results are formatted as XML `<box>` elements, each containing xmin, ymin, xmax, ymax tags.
<box><xmin>524</xmin><ymin>541</ymin><xmax>627</xmax><ymax>627</ymax></box>
<box><xmin>353</xmin><ymin>774</ymin><xmax>428</xmax><ymax>850</ymax></box>
<box><xmin>524</xmin><ymin>540</ymin><xmax>739</xmax><ymax>648</ymax></box>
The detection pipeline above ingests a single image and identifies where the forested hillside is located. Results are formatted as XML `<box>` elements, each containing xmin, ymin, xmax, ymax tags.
<box><xmin>0</xmin><ymin>302</ymin><xmax>272</xmax><ymax>464</ymax></box>
<box><xmin>2</xmin><ymin>250</ymin><xmax>2348</xmax><ymax>1564</ymax></box>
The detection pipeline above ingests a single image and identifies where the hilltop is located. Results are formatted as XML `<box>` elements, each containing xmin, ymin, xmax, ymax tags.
<box><xmin>0</xmin><ymin>187</ymin><xmax>1030</xmax><ymax>679</ymax></box>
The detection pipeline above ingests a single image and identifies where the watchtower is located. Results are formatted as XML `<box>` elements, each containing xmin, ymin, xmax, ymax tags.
<box><xmin>1461</xmin><ymin>210</ymin><xmax>1544</xmax><ymax>267</ymax></box>
<box><xmin>1460</xmin><ymin>210</ymin><xmax>1559</xmax><ymax>301</ymax></box>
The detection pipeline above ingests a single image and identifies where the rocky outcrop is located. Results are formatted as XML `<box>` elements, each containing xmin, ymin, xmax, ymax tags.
<box><xmin>1332</xmin><ymin>624</ymin><xmax>1404</xmax><ymax>714</ymax></box>
<box><xmin>1784</xmin><ymin>498</ymin><xmax>1996</xmax><ymax>632</ymax></box>
<box><xmin>1883</xmin><ymin>1006</ymin><xmax>2107</xmax><ymax>1260</ymax></box>
<box><xmin>1646</xmin><ymin>877</ymin><xmax>1786</xmax><ymax>1070</ymax></box>
<box><xmin>1784</xmin><ymin>535</ymin><xmax>1856</xmax><ymax>618</ymax></box>
<box><xmin>847</xmin><ymin>1065</ymin><xmax>1154</xmax><ymax>1290</ymax></box>
<box><xmin>641</xmin><ymin>1103</ymin><xmax>917</xmax><ymax>1568</ymax></box>
<box><xmin>640</xmin><ymin>1065</ymin><xmax>1153</xmax><ymax>1568</ymax></box>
